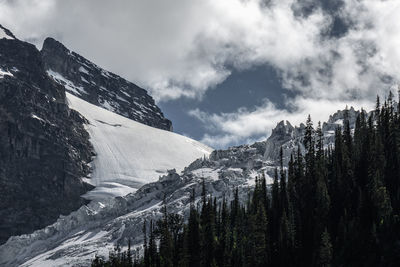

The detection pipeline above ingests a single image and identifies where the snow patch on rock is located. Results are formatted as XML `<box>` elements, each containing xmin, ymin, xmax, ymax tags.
<box><xmin>0</xmin><ymin>68</ymin><xmax>14</xmax><ymax>78</ymax></box>
<box><xmin>47</xmin><ymin>70</ymin><xmax>88</xmax><ymax>96</ymax></box>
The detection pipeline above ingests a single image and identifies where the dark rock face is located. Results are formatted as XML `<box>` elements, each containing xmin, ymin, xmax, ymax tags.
<box><xmin>264</xmin><ymin>107</ymin><xmax>361</xmax><ymax>165</ymax></box>
<box><xmin>264</xmin><ymin>120</ymin><xmax>305</xmax><ymax>165</ymax></box>
<box><xmin>41</xmin><ymin>37</ymin><xmax>172</xmax><ymax>131</ymax></box>
<box><xmin>0</xmin><ymin>26</ymin><xmax>93</xmax><ymax>244</ymax></box>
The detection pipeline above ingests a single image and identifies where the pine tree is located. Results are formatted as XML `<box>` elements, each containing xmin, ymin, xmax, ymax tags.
<box><xmin>148</xmin><ymin>220</ymin><xmax>157</xmax><ymax>267</ymax></box>
<box><xmin>280</xmin><ymin>147</ymin><xmax>289</xmax><ymax>215</ymax></box>
<box><xmin>316</xmin><ymin>229</ymin><xmax>333</xmax><ymax>267</ymax></box>
<box><xmin>159</xmin><ymin>205</ymin><xmax>173</xmax><ymax>267</ymax></box>
<box><xmin>271</xmin><ymin>167</ymin><xmax>280</xmax><ymax>256</ymax></box>
<box><xmin>127</xmin><ymin>239</ymin><xmax>133</xmax><ymax>267</ymax></box>
<box><xmin>253</xmin><ymin>204</ymin><xmax>269</xmax><ymax>266</ymax></box>
<box><xmin>187</xmin><ymin>190</ymin><xmax>201</xmax><ymax>267</ymax></box>
<box><xmin>143</xmin><ymin>221</ymin><xmax>150</xmax><ymax>267</ymax></box>
<box><xmin>92</xmin><ymin>95</ymin><xmax>400</xmax><ymax>267</ymax></box>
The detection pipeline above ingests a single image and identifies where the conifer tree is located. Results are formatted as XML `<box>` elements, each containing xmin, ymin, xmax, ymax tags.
<box><xmin>158</xmin><ymin>205</ymin><xmax>173</xmax><ymax>267</ymax></box>
<box><xmin>317</xmin><ymin>229</ymin><xmax>333</xmax><ymax>267</ymax></box>
<box><xmin>92</xmin><ymin>94</ymin><xmax>400</xmax><ymax>267</ymax></box>
<box><xmin>187</xmin><ymin>189</ymin><xmax>201</xmax><ymax>267</ymax></box>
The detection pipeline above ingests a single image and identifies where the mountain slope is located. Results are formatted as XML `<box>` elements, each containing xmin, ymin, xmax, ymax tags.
<box><xmin>0</xmin><ymin>106</ymin><xmax>364</xmax><ymax>266</ymax></box>
<box><xmin>0</xmin><ymin>23</ymin><xmax>211</xmax><ymax>245</ymax></box>
<box><xmin>41</xmin><ymin>38</ymin><xmax>172</xmax><ymax>131</ymax></box>
<box><xmin>264</xmin><ymin>107</ymin><xmax>360</xmax><ymax>165</ymax></box>
<box><xmin>66</xmin><ymin>92</ymin><xmax>212</xmax><ymax>201</ymax></box>
<box><xmin>0</xmin><ymin>144</ymin><xmax>262</xmax><ymax>267</ymax></box>
<box><xmin>0</xmin><ymin>25</ymin><xmax>93</xmax><ymax>244</ymax></box>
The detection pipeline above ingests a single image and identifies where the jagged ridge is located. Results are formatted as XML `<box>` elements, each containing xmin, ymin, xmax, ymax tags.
<box><xmin>41</xmin><ymin>38</ymin><xmax>172</xmax><ymax>131</ymax></box>
<box><xmin>264</xmin><ymin>107</ymin><xmax>360</xmax><ymax>164</ymax></box>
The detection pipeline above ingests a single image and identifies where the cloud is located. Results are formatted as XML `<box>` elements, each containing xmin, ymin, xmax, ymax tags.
<box><xmin>0</xmin><ymin>0</ymin><xmax>328</xmax><ymax>101</ymax></box>
<box><xmin>189</xmin><ymin>97</ymin><xmax>374</xmax><ymax>148</ymax></box>
<box><xmin>1</xmin><ymin>0</ymin><xmax>399</xmax><ymax>147</ymax></box>
<box><xmin>2</xmin><ymin>0</ymin><xmax>398</xmax><ymax>103</ymax></box>
<box><xmin>281</xmin><ymin>0</ymin><xmax>400</xmax><ymax>101</ymax></box>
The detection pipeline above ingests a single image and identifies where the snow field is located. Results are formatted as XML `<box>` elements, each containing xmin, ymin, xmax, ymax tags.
<box><xmin>66</xmin><ymin>93</ymin><xmax>213</xmax><ymax>201</ymax></box>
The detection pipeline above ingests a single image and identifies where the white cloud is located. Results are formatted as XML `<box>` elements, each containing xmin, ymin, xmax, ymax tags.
<box><xmin>0</xmin><ymin>0</ymin><xmax>328</xmax><ymax>101</ymax></box>
<box><xmin>282</xmin><ymin>0</ymin><xmax>400</xmax><ymax>100</ymax></box>
<box><xmin>2</xmin><ymin>0</ymin><xmax>398</xmax><ymax>102</ymax></box>
<box><xmin>1</xmin><ymin>0</ymin><xmax>399</xmax><ymax>102</ymax></box>
<box><xmin>189</xmin><ymin>97</ymin><xmax>375</xmax><ymax>148</ymax></box>
<box><xmin>1</xmin><ymin>0</ymin><xmax>399</xmax><ymax>147</ymax></box>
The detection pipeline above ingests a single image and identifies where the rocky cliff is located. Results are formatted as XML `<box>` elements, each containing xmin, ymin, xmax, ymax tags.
<box><xmin>264</xmin><ymin>107</ymin><xmax>361</xmax><ymax>164</ymax></box>
<box><xmin>0</xmin><ymin>25</ymin><xmax>93</xmax><ymax>244</ymax></box>
<box><xmin>41</xmin><ymin>37</ymin><xmax>172</xmax><ymax>131</ymax></box>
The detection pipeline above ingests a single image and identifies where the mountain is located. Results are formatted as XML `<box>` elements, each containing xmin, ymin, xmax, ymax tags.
<box><xmin>41</xmin><ymin>37</ymin><xmax>172</xmax><ymax>131</ymax></box>
<box><xmin>0</xmin><ymin>24</ymin><xmax>369</xmax><ymax>267</ymax></box>
<box><xmin>0</xmin><ymin>108</ymin><xmax>361</xmax><ymax>266</ymax></box>
<box><xmin>0</xmin><ymin>25</ymin><xmax>210</xmax><ymax>246</ymax></box>
<box><xmin>66</xmin><ymin>92</ymin><xmax>212</xmax><ymax>201</ymax></box>
<box><xmin>264</xmin><ymin>106</ymin><xmax>360</xmax><ymax>165</ymax></box>
<box><xmin>0</xmin><ymin>143</ymin><xmax>266</xmax><ymax>267</ymax></box>
<box><xmin>0</xmin><ymin>25</ymin><xmax>93</xmax><ymax>244</ymax></box>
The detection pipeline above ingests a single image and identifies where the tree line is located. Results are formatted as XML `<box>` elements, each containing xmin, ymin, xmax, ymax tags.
<box><xmin>92</xmin><ymin>94</ymin><xmax>400</xmax><ymax>267</ymax></box>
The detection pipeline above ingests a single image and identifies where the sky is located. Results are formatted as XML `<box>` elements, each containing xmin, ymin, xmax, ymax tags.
<box><xmin>1</xmin><ymin>0</ymin><xmax>399</xmax><ymax>148</ymax></box>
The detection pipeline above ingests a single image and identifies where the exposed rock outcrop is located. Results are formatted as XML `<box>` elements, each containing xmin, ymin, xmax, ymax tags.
<box><xmin>0</xmin><ymin>25</ymin><xmax>93</xmax><ymax>244</ymax></box>
<box><xmin>264</xmin><ymin>107</ymin><xmax>361</xmax><ymax>164</ymax></box>
<box><xmin>41</xmin><ymin>37</ymin><xmax>172</xmax><ymax>131</ymax></box>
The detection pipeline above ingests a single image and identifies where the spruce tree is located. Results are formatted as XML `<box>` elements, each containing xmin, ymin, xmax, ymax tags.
<box><xmin>317</xmin><ymin>229</ymin><xmax>333</xmax><ymax>267</ymax></box>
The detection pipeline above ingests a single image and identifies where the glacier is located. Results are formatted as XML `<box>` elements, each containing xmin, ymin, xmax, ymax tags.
<box><xmin>0</xmin><ymin>92</ymin><xmax>361</xmax><ymax>266</ymax></box>
<box><xmin>66</xmin><ymin>93</ymin><xmax>213</xmax><ymax>201</ymax></box>
<box><xmin>0</xmin><ymin>142</ymin><xmax>269</xmax><ymax>267</ymax></box>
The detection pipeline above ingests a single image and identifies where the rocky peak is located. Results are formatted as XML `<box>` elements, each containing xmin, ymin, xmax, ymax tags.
<box><xmin>264</xmin><ymin>107</ymin><xmax>361</xmax><ymax>165</ymax></box>
<box><xmin>41</xmin><ymin>37</ymin><xmax>172</xmax><ymax>131</ymax></box>
<box><xmin>0</xmin><ymin>33</ymin><xmax>64</xmax><ymax>102</ymax></box>
<box><xmin>322</xmin><ymin>106</ymin><xmax>359</xmax><ymax>132</ymax></box>
<box><xmin>269</xmin><ymin>120</ymin><xmax>299</xmax><ymax>140</ymax></box>
<box><xmin>0</xmin><ymin>29</ymin><xmax>93</xmax><ymax>244</ymax></box>
<box><xmin>264</xmin><ymin>120</ymin><xmax>305</xmax><ymax>165</ymax></box>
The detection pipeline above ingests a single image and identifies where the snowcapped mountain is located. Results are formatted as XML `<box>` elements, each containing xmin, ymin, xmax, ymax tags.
<box><xmin>0</xmin><ymin>24</ymin><xmax>210</xmax><ymax>248</ymax></box>
<box><xmin>0</xmin><ymin>23</ymin><xmax>369</xmax><ymax>267</ymax></box>
<box><xmin>66</xmin><ymin>92</ymin><xmax>212</xmax><ymax>201</ymax></box>
<box><xmin>0</xmin><ymin>104</ymin><xmax>363</xmax><ymax>266</ymax></box>
<box><xmin>41</xmin><ymin>37</ymin><xmax>172</xmax><ymax>131</ymax></box>
<box><xmin>0</xmin><ymin>143</ymin><xmax>266</xmax><ymax>267</ymax></box>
